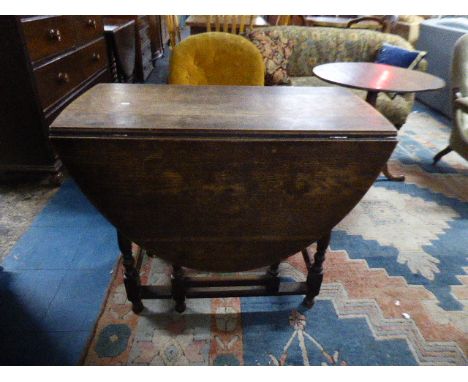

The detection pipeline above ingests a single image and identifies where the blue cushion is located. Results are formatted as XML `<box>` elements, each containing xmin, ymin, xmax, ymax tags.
<box><xmin>375</xmin><ymin>43</ymin><xmax>426</xmax><ymax>69</ymax></box>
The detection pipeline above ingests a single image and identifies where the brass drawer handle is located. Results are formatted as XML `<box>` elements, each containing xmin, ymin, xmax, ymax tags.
<box><xmin>57</xmin><ymin>72</ymin><xmax>70</xmax><ymax>83</ymax></box>
<box><xmin>92</xmin><ymin>52</ymin><xmax>101</xmax><ymax>61</ymax></box>
<box><xmin>48</xmin><ymin>28</ymin><xmax>62</xmax><ymax>41</ymax></box>
<box><xmin>87</xmin><ymin>18</ymin><xmax>97</xmax><ymax>28</ymax></box>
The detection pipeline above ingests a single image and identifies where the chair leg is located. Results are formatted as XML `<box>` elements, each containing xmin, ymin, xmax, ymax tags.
<box><xmin>433</xmin><ymin>146</ymin><xmax>452</xmax><ymax>165</ymax></box>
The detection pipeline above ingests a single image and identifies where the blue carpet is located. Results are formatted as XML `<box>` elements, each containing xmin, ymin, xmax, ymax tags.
<box><xmin>0</xmin><ymin>180</ymin><xmax>119</xmax><ymax>365</ymax></box>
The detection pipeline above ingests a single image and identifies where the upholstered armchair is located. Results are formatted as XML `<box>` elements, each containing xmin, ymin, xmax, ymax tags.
<box><xmin>391</xmin><ymin>15</ymin><xmax>426</xmax><ymax>46</ymax></box>
<box><xmin>248</xmin><ymin>26</ymin><xmax>428</xmax><ymax>128</ymax></box>
<box><xmin>169</xmin><ymin>32</ymin><xmax>265</xmax><ymax>86</ymax></box>
<box><xmin>433</xmin><ymin>34</ymin><xmax>468</xmax><ymax>163</ymax></box>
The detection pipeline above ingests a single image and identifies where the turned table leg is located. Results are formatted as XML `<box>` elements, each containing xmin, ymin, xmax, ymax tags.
<box><xmin>171</xmin><ymin>265</ymin><xmax>187</xmax><ymax>313</ymax></box>
<box><xmin>117</xmin><ymin>230</ymin><xmax>144</xmax><ymax>313</ymax></box>
<box><xmin>266</xmin><ymin>262</ymin><xmax>280</xmax><ymax>293</ymax></box>
<box><xmin>302</xmin><ymin>232</ymin><xmax>331</xmax><ymax>308</ymax></box>
<box><xmin>365</xmin><ymin>90</ymin><xmax>405</xmax><ymax>182</ymax></box>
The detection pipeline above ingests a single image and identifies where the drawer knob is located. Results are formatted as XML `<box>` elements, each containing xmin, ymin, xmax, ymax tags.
<box><xmin>48</xmin><ymin>29</ymin><xmax>62</xmax><ymax>42</ymax></box>
<box><xmin>92</xmin><ymin>52</ymin><xmax>101</xmax><ymax>61</ymax></box>
<box><xmin>57</xmin><ymin>72</ymin><xmax>70</xmax><ymax>83</ymax></box>
<box><xmin>87</xmin><ymin>19</ymin><xmax>97</xmax><ymax>28</ymax></box>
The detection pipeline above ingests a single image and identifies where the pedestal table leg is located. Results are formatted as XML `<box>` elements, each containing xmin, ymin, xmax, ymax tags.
<box><xmin>365</xmin><ymin>90</ymin><xmax>405</xmax><ymax>181</ymax></box>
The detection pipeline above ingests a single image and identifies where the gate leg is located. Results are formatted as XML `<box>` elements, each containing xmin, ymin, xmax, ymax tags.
<box><xmin>266</xmin><ymin>262</ymin><xmax>280</xmax><ymax>293</ymax></box>
<box><xmin>302</xmin><ymin>232</ymin><xmax>331</xmax><ymax>309</ymax></box>
<box><xmin>117</xmin><ymin>230</ymin><xmax>144</xmax><ymax>313</ymax></box>
<box><xmin>171</xmin><ymin>265</ymin><xmax>187</xmax><ymax>313</ymax></box>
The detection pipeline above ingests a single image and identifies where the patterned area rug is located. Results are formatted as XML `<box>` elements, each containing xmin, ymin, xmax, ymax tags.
<box><xmin>83</xmin><ymin>107</ymin><xmax>468</xmax><ymax>366</ymax></box>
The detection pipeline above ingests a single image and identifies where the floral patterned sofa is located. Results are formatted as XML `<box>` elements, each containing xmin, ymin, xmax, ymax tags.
<box><xmin>248</xmin><ymin>26</ymin><xmax>428</xmax><ymax>127</ymax></box>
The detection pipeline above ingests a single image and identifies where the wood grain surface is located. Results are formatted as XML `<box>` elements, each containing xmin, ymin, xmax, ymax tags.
<box><xmin>51</xmin><ymin>84</ymin><xmax>396</xmax><ymax>137</ymax></box>
<box><xmin>313</xmin><ymin>62</ymin><xmax>445</xmax><ymax>94</ymax></box>
<box><xmin>50</xmin><ymin>84</ymin><xmax>397</xmax><ymax>272</ymax></box>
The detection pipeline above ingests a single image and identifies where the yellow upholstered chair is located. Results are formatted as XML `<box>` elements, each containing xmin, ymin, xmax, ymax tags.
<box><xmin>168</xmin><ymin>32</ymin><xmax>265</xmax><ymax>86</ymax></box>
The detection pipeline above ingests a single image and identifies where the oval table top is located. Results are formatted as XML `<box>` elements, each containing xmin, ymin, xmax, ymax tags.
<box><xmin>313</xmin><ymin>62</ymin><xmax>446</xmax><ymax>94</ymax></box>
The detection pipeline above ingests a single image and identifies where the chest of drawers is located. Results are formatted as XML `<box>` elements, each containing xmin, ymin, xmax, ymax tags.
<box><xmin>107</xmin><ymin>16</ymin><xmax>158</xmax><ymax>82</ymax></box>
<box><xmin>0</xmin><ymin>16</ymin><xmax>110</xmax><ymax>184</ymax></box>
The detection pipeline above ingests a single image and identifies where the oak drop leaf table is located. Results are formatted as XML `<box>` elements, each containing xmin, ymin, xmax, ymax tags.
<box><xmin>313</xmin><ymin>62</ymin><xmax>446</xmax><ymax>181</ymax></box>
<box><xmin>50</xmin><ymin>84</ymin><xmax>397</xmax><ymax>313</ymax></box>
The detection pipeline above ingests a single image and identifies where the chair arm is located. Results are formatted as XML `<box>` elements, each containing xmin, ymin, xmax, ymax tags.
<box><xmin>454</xmin><ymin>97</ymin><xmax>468</xmax><ymax>114</ymax></box>
<box><xmin>414</xmin><ymin>58</ymin><xmax>428</xmax><ymax>72</ymax></box>
<box><xmin>346</xmin><ymin>16</ymin><xmax>386</xmax><ymax>31</ymax></box>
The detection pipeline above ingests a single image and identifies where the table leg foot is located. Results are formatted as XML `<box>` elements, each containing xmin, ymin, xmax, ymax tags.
<box><xmin>302</xmin><ymin>232</ymin><xmax>331</xmax><ymax>309</ymax></box>
<box><xmin>382</xmin><ymin>163</ymin><xmax>405</xmax><ymax>182</ymax></box>
<box><xmin>117</xmin><ymin>230</ymin><xmax>144</xmax><ymax>314</ymax></box>
<box><xmin>131</xmin><ymin>300</ymin><xmax>145</xmax><ymax>314</ymax></box>
<box><xmin>47</xmin><ymin>171</ymin><xmax>64</xmax><ymax>187</ymax></box>
<box><xmin>302</xmin><ymin>296</ymin><xmax>316</xmax><ymax>309</ymax></box>
<box><xmin>172</xmin><ymin>265</ymin><xmax>187</xmax><ymax>313</ymax></box>
<box><xmin>174</xmin><ymin>300</ymin><xmax>187</xmax><ymax>313</ymax></box>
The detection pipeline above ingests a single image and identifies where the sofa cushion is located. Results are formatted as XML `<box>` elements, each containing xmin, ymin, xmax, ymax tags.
<box><xmin>288</xmin><ymin>76</ymin><xmax>334</xmax><ymax>87</ymax></box>
<box><xmin>245</xmin><ymin>28</ymin><xmax>295</xmax><ymax>85</ymax></box>
<box><xmin>375</xmin><ymin>43</ymin><xmax>427</xmax><ymax>69</ymax></box>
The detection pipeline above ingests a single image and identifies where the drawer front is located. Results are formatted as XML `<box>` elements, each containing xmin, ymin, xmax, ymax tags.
<box><xmin>45</xmin><ymin>68</ymin><xmax>111</xmax><ymax>126</ymax></box>
<box><xmin>79</xmin><ymin>38</ymin><xmax>108</xmax><ymax>80</ymax></box>
<box><xmin>22</xmin><ymin>16</ymin><xmax>76</xmax><ymax>62</ymax></box>
<box><xmin>35</xmin><ymin>38</ymin><xmax>108</xmax><ymax>110</ymax></box>
<box><xmin>75</xmin><ymin>16</ymin><xmax>104</xmax><ymax>45</ymax></box>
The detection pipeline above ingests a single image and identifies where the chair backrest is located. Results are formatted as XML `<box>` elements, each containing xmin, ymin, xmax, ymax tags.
<box><xmin>275</xmin><ymin>16</ymin><xmax>292</xmax><ymax>26</ymax></box>
<box><xmin>452</xmin><ymin>34</ymin><xmax>468</xmax><ymax>98</ymax></box>
<box><xmin>165</xmin><ymin>15</ymin><xmax>181</xmax><ymax>48</ymax></box>
<box><xmin>169</xmin><ymin>32</ymin><xmax>265</xmax><ymax>86</ymax></box>
<box><xmin>206</xmin><ymin>15</ymin><xmax>256</xmax><ymax>35</ymax></box>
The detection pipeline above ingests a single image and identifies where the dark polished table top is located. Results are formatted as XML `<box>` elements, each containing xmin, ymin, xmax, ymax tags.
<box><xmin>313</xmin><ymin>62</ymin><xmax>446</xmax><ymax>94</ymax></box>
<box><xmin>50</xmin><ymin>84</ymin><xmax>396</xmax><ymax>137</ymax></box>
